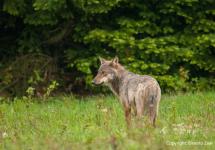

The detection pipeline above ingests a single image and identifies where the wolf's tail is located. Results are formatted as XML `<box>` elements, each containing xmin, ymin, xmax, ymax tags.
<box><xmin>155</xmin><ymin>86</ymin><xmax>161</xmax><ymax>116</ymax></box>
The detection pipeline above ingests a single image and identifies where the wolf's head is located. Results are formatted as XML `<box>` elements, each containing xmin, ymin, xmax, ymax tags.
<box><xmin>92</xmin><ymin>56</ymin><xmax>122</xmax><ymax>85</ymax></box>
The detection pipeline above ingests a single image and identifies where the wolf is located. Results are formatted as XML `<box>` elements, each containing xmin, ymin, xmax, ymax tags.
<box><xmin>92</xmin><ymin>57</ymin><xmax>161</xmax><ymax>127</ymax></box>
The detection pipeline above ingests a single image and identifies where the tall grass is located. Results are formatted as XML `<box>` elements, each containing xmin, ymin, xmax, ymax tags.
<box><xmin>0</xmin><ymin>92</ymin><xmax>214</xmax><ymax>149</ymax></box>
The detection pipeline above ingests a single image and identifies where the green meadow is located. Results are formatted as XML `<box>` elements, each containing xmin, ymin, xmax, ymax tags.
<box><xmin>0</xmin><ymin>92</ymin><xmax>214</xmax><ymax>150</ymax></box>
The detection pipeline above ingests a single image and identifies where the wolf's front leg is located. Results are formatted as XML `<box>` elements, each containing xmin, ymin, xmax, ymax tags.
<box><xmin>123</xmin><ymin>103</ymin><xmax>131</xmax><ymax>128</ymax></box>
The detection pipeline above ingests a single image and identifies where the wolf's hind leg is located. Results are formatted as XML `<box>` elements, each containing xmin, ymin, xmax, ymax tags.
<box><xmin>149</xmin><ymin>105</ymin><xmax>157</xmax><ymax>127</ymax></box>
<box><xmin>134</xmin><ymin>94</ymin><xmax>145</xmax><ymax>128</ymax></box>
<box><xmin>131</xmin><ymin>101</ymin><xmax>137</xmax><ymax>116</ymax></box>
<box><xmin>135</xmin><ymin>97</ymin><xmax>144</xmax><ymax>119</ymax></box>
<box><xmin>148</xmin><ymin>94</ymin><xmax>158</xmax><ymax>127</ymax></box>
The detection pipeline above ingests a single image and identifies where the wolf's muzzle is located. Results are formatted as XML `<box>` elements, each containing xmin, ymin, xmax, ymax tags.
<box><xmin>92</xmin><ymin>80</ymin><xmax>103</xmax><ymax>85</ymax></box>
<box><xmin>91</xmin><ymin>80</ymin><xmax>96</xmax><ymax>85</ymax></box>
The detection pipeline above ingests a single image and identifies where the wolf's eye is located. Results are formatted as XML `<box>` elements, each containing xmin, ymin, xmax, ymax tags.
<box><xmin>101</xmin><ymin>71</ymin><xmax>106</xmax><ymax>75</ymax></box>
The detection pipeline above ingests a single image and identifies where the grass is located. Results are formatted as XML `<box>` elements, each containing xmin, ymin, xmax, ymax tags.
<box><xmin>0</xmin><ymin>91</ymin><xmax>214</xmax><ymax>150</ymax></box>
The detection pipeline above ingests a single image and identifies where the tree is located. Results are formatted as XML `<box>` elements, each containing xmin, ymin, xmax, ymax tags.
<box><xmin>0</xmin><ymin>0</ymin><xmax>215</xmax><ymax>96</ymax></box>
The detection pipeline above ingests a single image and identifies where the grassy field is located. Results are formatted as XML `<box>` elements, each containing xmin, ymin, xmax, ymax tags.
<box><xmin>0</xmin><ymin>92</ymin><xmax>214</xmax><ymax>150</ymax></box>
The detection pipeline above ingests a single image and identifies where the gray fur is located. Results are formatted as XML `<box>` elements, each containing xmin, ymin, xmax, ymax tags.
<box><xmin>92</xmin><ymin>57</ymin><xmax>161</xmax><ymax>127</ymax></box>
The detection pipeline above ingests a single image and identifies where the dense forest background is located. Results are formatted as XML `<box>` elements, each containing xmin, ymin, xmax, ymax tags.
<box><xmin>0</xmin><ymin>0</ymin><xmax>215</xmax><ymax>97</ymax></box>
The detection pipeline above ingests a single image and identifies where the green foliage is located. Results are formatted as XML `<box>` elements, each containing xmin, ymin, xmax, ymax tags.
<box><xmin>3</xmin><ymin>0</ymin><xmax>26</xmax><ymax>16</ymax></box>
<box><xmin>73</xmin><ymin>0</ymin><xmax>123</xmax><ymax>14</ymax></box>
<box><xmin>25</xmin><ymin>87</ymin><xmax>35</xmax><ymax>99</ymax></box>
<box><xmin>24</xmin><ymin>80</ymin><xmax>59</xmax><ymax>100</ymax></box>
<box><xmin>0</xmin><ymin>92</ymin><xmax>214</xmax><ymax>149</ymax></box>
<box><xmin>0</xmin><ymin>54</ymin><xmax>57</xmax><ymax>96</ymax></box>
<box><xmin>44</xmin><ymin>80</ymin><xmax>59</xmax><ymax>98</ymax></box>
<box><xmin>0</xmin><ymin>0</ymin><xmax>215</xmax><ymax>95</ymax></box>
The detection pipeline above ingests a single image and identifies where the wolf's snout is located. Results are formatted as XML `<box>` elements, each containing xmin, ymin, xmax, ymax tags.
<box><xmin>92</xmin><ymin>79</ymin><xmax>103</xmax><ymax>85</ymax></box>
<box><xmin>92</xmin><ymin>79</ymin><xmax>99</xmax><ymax>85</ymax></box>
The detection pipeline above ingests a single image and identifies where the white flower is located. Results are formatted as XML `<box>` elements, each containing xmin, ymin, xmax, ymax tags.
<box><xmin>2</xmin><ymin>132</ymin><xmax>8</xmax><ymax>138</ymax></box>
<box><xmin>101</xmin><ymin>108</ymin><xmax>108</xmax><ymax>113</ymax></box>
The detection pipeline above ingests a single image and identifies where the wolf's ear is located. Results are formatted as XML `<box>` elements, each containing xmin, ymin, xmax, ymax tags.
<box><xmin>112</xmin><ymin>56</ymin><xmax>119</xmax><ymax>64</ymax></box>
<box><xmin>99</xmin><ymin>57</ymin><xmax>106</xmax><ymax>64</ymax></box>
